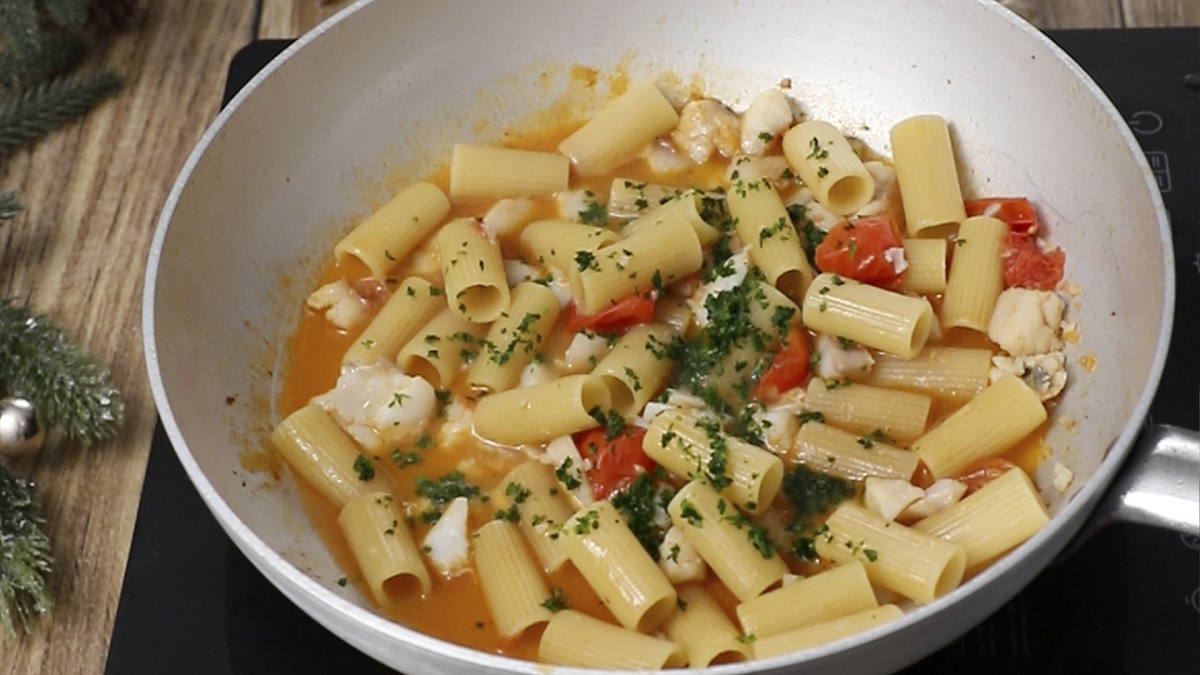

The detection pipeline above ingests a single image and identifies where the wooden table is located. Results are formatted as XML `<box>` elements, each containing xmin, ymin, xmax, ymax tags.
<box><xmin>0</xmin><ymin>1</ymin><xmax>1194</xmax><ymax>673</ymax></box>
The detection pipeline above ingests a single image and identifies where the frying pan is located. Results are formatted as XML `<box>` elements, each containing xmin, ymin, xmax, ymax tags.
<box><xmin>142</xmin><ymin>0</ymin><xmax>1199</xmax><ymax>672</ymax></box>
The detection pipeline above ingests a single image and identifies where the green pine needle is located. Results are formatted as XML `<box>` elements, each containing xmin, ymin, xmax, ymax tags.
<box><xmin>0</xmin><ymin>299</ymin><xmax>124</xmax><ymax>445</ymax></box>
<box><xmin>0</xmin><ymin>69</ymin><xmax>123</xmax><ymax>158</ymax></box>
<box><xmin>0</xmin><ymin>192</ymin><xmax>20</xmax><ymax>222</ymax></box>
<box><xmin>0</xmin><ymin>32</ymin><xmax>86</xmax><ymax>92</ymax></box>
<box><xmin>0</xmin><ymin>0</ymin><xmax>40</xmax><ymax>57</ymax></box>
<box><xmin>41</xmin><ymin>0</ymin><xmax>88</xmax><ymax>30</ymax></box>
<box><xmin>0</xmin><ymin>463</ymin><xmax>53</xmax><ymax>638</ymax></box>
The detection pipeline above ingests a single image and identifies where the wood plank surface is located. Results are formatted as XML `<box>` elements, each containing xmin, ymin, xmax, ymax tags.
<box><xmin>0</xmin><ymin>1</ymin><xmax>256</xmax><ymax>674</ymax></box>
<box><xmin>0</xmin><ymin>1</ymin><xmax>1190</xmax><ymax>674</ymax></box>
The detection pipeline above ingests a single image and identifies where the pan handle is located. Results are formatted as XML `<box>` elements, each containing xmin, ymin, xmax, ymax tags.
<box><xmin>1062</xmin><ymin>424</ymin><xmax>1199</xmax><ymax>559</ymax></box>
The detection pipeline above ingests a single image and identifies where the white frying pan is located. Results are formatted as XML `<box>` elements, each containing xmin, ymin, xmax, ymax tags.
<box><xmin>142</xmin><ymin>0</ymin><xmax>1198</xmax><ymax>672</ymax></box>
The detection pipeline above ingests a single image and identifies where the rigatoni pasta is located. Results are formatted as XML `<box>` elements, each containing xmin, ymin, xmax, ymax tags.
<box><xmin>941</xmin><ymin>215</ymin><xmax>1007</xmax><ymax>332</ymax></box>
<box><xmin>334</xmin><ymin>181</ymin><xmax>450</xmax><ymax>277</ymax></box>
<box><xmin>815</xmin><ymin>503</ymin><xmax>967</xmax><ymax>605</ymax></box>
<box><xmin>782</xmin><ymin>120</ymin><xmax>876</xmax><ymax>216</ymax></box>
<box><xmin>890</xmin><ymin>114</ymin><xmax>968</xmax><ymax>237</ymax></box>
<box><xmin>560</xmin><ymin>501</ymin><xmax>678</xmax><ymax>632</ymax></box>
<box><xmin>274</xmin><ymin>78</ymin><xmax>1072</xmax><ymax>668</ymax></box>
<box><xmin>337</xmin><ymin>492</ymin><xmax>431</xmax><ymax>604</ymax></box>
<box><xmin>449</xmin><ymin>144</ymin><xmax>569</xmax><ymax>200</ymax></box>
<box><xmin>802</xmin><ymin>272</ymin><xmax>935</xmax><ymax>359</ymax></box>
<box><xmin>473</xmin><ymin>520</ymin><xmax>555</xmax><ymax>638</ymax></box>
<box><xmin>558</xmin><ymin>79</ymin><xmax>681</xmax><ymax>177</ymax></box>
<box><xmin>436</xmin><ymin>217</ymin><xmax>509</xmax><ymax>323</ymax></box>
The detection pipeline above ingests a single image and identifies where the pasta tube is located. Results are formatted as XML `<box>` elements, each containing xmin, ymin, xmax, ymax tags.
<box><xmin>668</xmin><ymin>480</ymin><xmax>789</xmax><ymax>602</ymax></box>
<box><xmin>804</xmin><ymin>378</ymin><xmax>932</xmax><ymax>445</ymax></box>
<box><xmin>467</xmin><ymin>281</ymin><xmax>560</xmax><ymax>393</ymax></box>
<box><xmin>782</xmin><ymin>120</ymin><xmax>875</xmax><ymax>215</ymax></box>
<box><xmin>472</xmin><ymin>374</ymin><xmax>610</xmax><ymax>446</ymax></box>
<box><xmin>437</xmin><ymin>217</ymin><xmax>510</xmax><ymax>323</ymax></box>
<box><xmin>334</xmin><ymin>181</ymin><xmax>450</xmax><ymax>277</ymax></box>
<box><xmin>395</xmin><ymin>307</ymin><xmax>488</xmax><ymax>390</ymax></box>
<box><xmin>558</xmin><ymin>80</ymin><xmax>680</xmax><ymax>177</ymax></box>
<box><xmin>752</xmin><ymin>605</ymin><xmax>904</xmax><ymax>659</ymax></box>
<box><xmin>736</xmin><ymin>561</ymin><xmax>878</xmax><ymax>640</ymax></box>
<box><xmin>912</xmin><ymin>374</ymin><xmax>1047</xmax><ymax>478</ymax></box>
<box><xmin>787</xmin><ymin>420</ymin><xmax>921</xmax><ymax>481</ymax></box>
<box><xmin>449</xmin><ymin>144</ymin><xmax>569</xmax><ymax>199</ymax></box>
<box><xmin>890</xmin><ymin>114</ymin><xmax>967</xmax><ymax>237</ymax></box>
<box><xmin>271</xmin><ymin>404</ymin><xmax>382</xmax><ymax>508</ymax></box>
<box><xmin>727</xmin><ymin>177</ymin><xmax>814</xmax><ymax>300</ymax></box>
<box><xmin>337</xmin><ymin>492</ymin><xmax>431</xmax><ymax>605</ymax></box>
<box><xmin>662</xmin><ymin>583</ymin><xmax>751</xmax><ymax>666</ymax></box>
<box><xmin>518</xmin><ymin>219</ymin><xmax>619</xmax><ymax>270</ymax></box>
<box><xmin>802</xmin><ymin>272</ymin><xmax>934</xmax><ymax>359</ymax></box>
<box><xmin>815</xmin><ymin>503</ymin><xmax>966</xmax><ymax>605</ymax></box>
<box><xmin>644</xmin><ymin>409</ymin><xmax>784</xmax><ymax>514</ymax></box>
<box><xmin>493</xmin><ymin>461</ymin><xmax>574</xmax><ymax>572</ymax></box>
<box><xmin>539</xmin><ymin>610</ymin><xmax>685</xmax><ymax>669</ymax></box>
<box><xmin>592</xmin><ymin>323</ymin><xmax>676</xmax><ymax>417</ymax></box>
<box><xmin>474</xmin><ymin>520</ymin><xmax>555</xmax><ymax>638</ymax></box>
<box><xmin>940</xmin><ymin>215</ymin><xmax>1006</xmax><ymax>332</ymax></box>
<box><xmin>342</xmin><ymin>276</ymin><xmax>443</xmax><ymax>366</ymax></box>
<box><xmin>913</xmin><ymin>467</ymin><xmax>1049</xmax><ymax>570</ymax></box>
<box><xmin>572</xmin><ymin>213</ymin><xmax>703</xmax><ymax>314</ymax></box>
<box><xmin>560</xmin><ymin>501</ymin><xmax>677</xmax><ymax>632</ymax></box>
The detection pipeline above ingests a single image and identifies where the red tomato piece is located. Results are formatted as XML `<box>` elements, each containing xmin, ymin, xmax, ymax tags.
<box><xmin>754</xmin><ymin>325</ymin><xmax>811</xmax><ymax>402</ymax></box>
<box><xmin>564</xmin><ymin>292</ymin><xmax>657</xmax><ymax>334</ymax></box>
<box><xmin>813</xmin><ymin>215</ymin><xmax>904</xmax><ymax>285</ymax></box>
<box><xmin>576</xmin><ymin>426</ymin><xmax>654</xmax><ymax>500</ymax></box>
<box><xmin>964</xmin><ymin>197</ymin><xmax>1039</xmax><ymax>235</ymax></box>
<box><xmin>955</xmin><ymin>457</ymin><xmax>1017</xmax><ymax>496</ymax></box>
<box><xmin>1001</xmin><ymin>233</ymin><xmax>1065</xmax><ymax>290</ymax></box>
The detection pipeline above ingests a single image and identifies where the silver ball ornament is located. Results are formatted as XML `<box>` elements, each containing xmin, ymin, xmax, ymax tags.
<box><xmin>0</xmin><ymin>396</ymin><xmax>46</xmax><ymax>458</ymax></box>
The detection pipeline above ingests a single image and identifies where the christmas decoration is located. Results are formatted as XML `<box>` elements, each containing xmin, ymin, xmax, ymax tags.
<box><xmin>0</xmin><ymin>463</ymin><xmax>52</xmax><ymax>637</ymax></box>
<box><xmin>0</xmin><ymin>397</ymin><xmax>45</xmax><ymax>458</ymax></box>
<box><xmin>0</xmin><ymin>0</ymin><xmax>129</xmax><ymax>638</ymax></box>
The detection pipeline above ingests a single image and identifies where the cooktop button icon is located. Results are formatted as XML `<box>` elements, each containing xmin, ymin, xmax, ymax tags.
<box><xmin>1128</xmin><ymin>110</ymin><xmax>1163</xmax><ymax>135</ymax></box>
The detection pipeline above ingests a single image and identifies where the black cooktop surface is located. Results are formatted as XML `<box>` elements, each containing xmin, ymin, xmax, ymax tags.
<box><xmin>105</xmin><ymin>29</ymin><xmax>1199</xmax><ymax>675</ymax></box>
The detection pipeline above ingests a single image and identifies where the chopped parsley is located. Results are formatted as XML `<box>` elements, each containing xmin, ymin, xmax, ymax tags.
<box><xmin>542</xmin><ymin>588</ymin><xmax>569</xmax><ymax>612</ymax></box>
<box><xmin>588</xmin><ymin>406</ymin><xmax>626</xmax><ymax>440</ymax></box>
<box><xmin>696</xmin><ymin>417</ymin><xmax>732</xmax><ymax>491</ymax></box>
<box><xmin>578</xmin><ymin>192</ymin><xmax>608</xmax><ymax>226</ymax></box>
<box><xmin>610</xmin><ymin>473</ymin><xmax>666</xmax><ymax>560</ymax></box>
<box><xmin>797</xmin><ymin>410</ymin><xmax>825</xmax><ymax>426</ymax></box>
<box><xmin>678</xmin><ymin>500</ymin><xmax>704</xmax><ymax>527</ymax></box>
<box><xmin>781</xmin><ymin>465</ymin><xmax>854</xmax><ymax>531</ymax></box>
<box><xmin>415</xmin><ymin>471</ymin><xmax>480</xmax><ymax>524</ymax></box>
<box><xmin>572</xmin><ymin>509</ymin><xmax>602</xmax><ymax>535</ymax></box>
<box><xmin>555</xmin><ymin>457</ymin><xmax>582</xmax><ymax>490</ymax></box>
<box><xmin>352</xmin><ymin>454</ymin><xmax>375</xmax><ymax>481</ymax></box>
<box><xmin>858</xmin><ymin>429</ymin><xmax>890</xmax><ymax>449</ymax></box>
<box><xmin>806</xmin><ymin>136</ymin><xmax>830</xmax><ymax>160</ymax></box>
<box><xmin>574</xmin><ymin>250</ymin><xmax>600</xmax><ymax>272</ymax></box>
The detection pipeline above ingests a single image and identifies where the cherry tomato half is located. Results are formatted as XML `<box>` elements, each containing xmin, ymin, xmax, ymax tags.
<box><xmin>1001</xmin><ymin>232</ymin><xmax>1064</xmax><ymax>290</ymax></box>
<box><xmin>565</xmin><ymin>292</ymin><xmax>656</xmax><ymax>335</ymax></box>
<box><xmin>754</xmin><ymin>325</ymin><xmax>811</xmax><ymax>402</ymax></box>
<box><xmin>575</xmin><ymin>426</ymin><xmax>654</xmax><ymax>500</ymax></box>
<box><xmin>813</xmin><ymin>215</ymin><xmax>904</xmax><ymax>285</ymax></box>
<box><xmin>964</xmin><ymin>197</ymin><xmax>1039</xmax><ymax>235</ymax></box>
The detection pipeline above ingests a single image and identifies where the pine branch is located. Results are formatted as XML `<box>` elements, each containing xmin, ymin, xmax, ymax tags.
<box><xmin>42</xmin><ymin>0</ymin><xmax>88</xmax><ymax>30</ymax></box>
<box><xmin>0</xmin><ymin>68</ymin><xmax>122</xmax><ymax>158</ymax></box>
<box><xmin>0</xmin><ymin>32</ymin><xmax>86</xmax><ymax>92</ymax></box>
<box><xmin>0</xmin><ymin>463</ymin><xmax>53</xmax><ymax>638</ymax></box>
<box><xmin>0</xmin><ymin>192</ymin><xmax>20</xmax><ymax>222</ymax></box>
<box><xmin>0</xmin><ymin>299</ymin><xmax>124</xmax><ymax>444</ymax></box>
<box><xmin>0</xmin><ymin>0</ymin><xmax>40</xmax><ymax>57</ymax></box>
